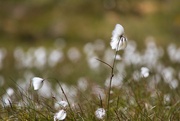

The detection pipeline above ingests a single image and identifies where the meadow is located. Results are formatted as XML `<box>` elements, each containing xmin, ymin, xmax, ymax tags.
<box><xmin>0</xmin><ymin>32</ymin><xmax>180</xmax><ymax>120</ymax></box>
<box><xmin>0</xmin><ymin>0</ymin><xmax>180</xmax><ymax>121</ymax></box>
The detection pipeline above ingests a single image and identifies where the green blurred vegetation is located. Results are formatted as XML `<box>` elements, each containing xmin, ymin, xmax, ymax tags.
<box><xmin>0</xmin><ymin>0</ymin><xmax>180</xmax><ymax>48</ymax></box>
<box><xmin>0</xmin><ymin>0</ymin><xmax>180</xmax><ymax>89</ymax></box>
<box><xmin>0</xmin><ymin>1</ymin><xmax>180</xmax><ymax>120</ymax></box>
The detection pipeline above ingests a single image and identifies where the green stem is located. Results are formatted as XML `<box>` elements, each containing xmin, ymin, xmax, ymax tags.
<box><xmin>106</xmin><ymin>38</ymin><xmax>121</xmax><ymax>119</ymax></box>
<box><xmin>57</xmin><ymin>81</ymin><xmax>77</xmax><ymax>121</ymax></box>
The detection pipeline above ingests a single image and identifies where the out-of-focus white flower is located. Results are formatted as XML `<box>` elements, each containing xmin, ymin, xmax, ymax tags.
<box><xmin>34</xmin><ymin>47</ymin><xmax>47</xmax><ymax>69</ymax></box>
<box><xmin>164</xmin><ymin>94</ymin><xmax>171</xmax><ymax>104</ymax></box>
<box><xmin>67</xmin><ymin>47</ymin><xmax>81</xmax><ymax>63</ymax></box>
<box><xmin>38</xmin><ymin>81</ymin><xmax>52</xmax><ymax>98</ymax></box>
<box><xmin>77</xmin><ymin>77</ymin><xmax>88</xmax><ymax>91</ymax></box>
<box><xmin>141</xmin><ymin>67</ymin><xmax>150</xmax><ymax>78</ymax></box>
<box><xmin>92</xmin><ymin>85</ymin><xmax>106</xmax><ymax>100</ymax></box>
<box><xmin>110</xmin><ymin>24</ymin><xmax>127</xmax><ymax>51</ymax></box>
<box><xmin>103</xmin><ymin>48</ymin><xmax>114</xmax><ymax>64</ymax></box>
<box><xmin>48</xmin><ymin>49</ymin><xmax>64</xmax><ymax>67</ymax></box>
<box><xmin>169</xmin><ymin>79</ymin><xmax>179</xmax><ymax>89</ymax></box>
<box><xmin>95</xmin><ymin>108</ymin><xmax>106</xmax><ymax>119</ymax></box>
<box><xmin>6</xmin><ymin>88</ymin><xmax>14</xmax><ymax>96</ymax></box>
<box><xmin>55</xmin><ymin>100</ymin><xmax>68</xmax><ymax>109</ymax></box>
<box><xmin>132</xmin><ymin>70</ymin><xmax>141</xmax><ymax>81</ymax></box>
<box><xmin>87</xmin><ymin>55</ymin><xmax>100</xmax><ymax>70</ymax></box>
<box><xmin>115</xmin><ymin>54</ymin><xmax>121</xmax><ymax>60</ymax></box>
<box><xmin>54</xmin><ymin>109</ymin><xmax>67</xmax><ymax>121</ymax></box>
<box><xmin>58</xmin><ymin>101</ymin><xmax>68</xmax><ymax>108</ymax></box>
<box><xmin>105</xmin><ymin>74</ymin><xmax>123</xmax><ymax>88</ymax></box>
<box><xmin>32</xmin><ymin>77</ymin><xmax>44</xmax><ymax>90</ymax></box>
<box><xmin>2</xmin><ymin>94</ymin><xmax>12</xmax><ymax>107</ymax></box>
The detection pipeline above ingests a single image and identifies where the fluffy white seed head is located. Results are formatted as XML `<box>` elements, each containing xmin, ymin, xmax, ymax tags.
<box><xmin>95</xmin><ymin>108</ymin><xmax>106</xmax><ymax>119</ymax></box>
<box><xmin>141</xmin><ymin>67</ymin><xmax>150</xmax><ymax>78</ymax></box>
<box><xmin>6</xmin><ymin>88</ymin><xmax>14</xmax><ymax>96</ymax></box>
<box><xmin>2</xmin><ymin>95</ymin><xmax>12</xmax><ymax>107</ymax></box>
<box><xmin>54</xmin><ymin>109</ymin><xmax>67</xmax><ymax>121</ymax></box>
<box><xmin>32</xmin><ymin>77</ymin><xmax>44</xmax><ymax>90</ymax></box>
<box><xmin>57</xmin><ymin>101</ymin><xmax>68</xmax><ymax>108</ymax></box>
<box><xmin>110</xmin><ymin>24</ymin><xmax>127</xmax><ymax>51</ymax></box>
<box><xmin>112</xmin><ymin>24</ymin><xmax>124</xmax><ymax>37</ymax></box>
<box><xmin>54</xmin><ymin>100</ymin><xmax>68</xmax><ymax>109</ymax></box>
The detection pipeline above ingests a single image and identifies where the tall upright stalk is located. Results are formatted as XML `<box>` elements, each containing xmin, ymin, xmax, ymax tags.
<box><xmin>106</xmin><ymin>39</ymin><xmax>121</xmax><ymax>119</ymax></box>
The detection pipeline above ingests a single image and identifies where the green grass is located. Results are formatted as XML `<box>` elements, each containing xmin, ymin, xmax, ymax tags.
<box><xmin>1</xmin><ymin>40</ymin><xmax>180</xmax><ymax>120</ymax></box>
<box><xmin>0</xmin><ymin>76</ymin><xmax>179</xmax><ymax>120</ymax></box>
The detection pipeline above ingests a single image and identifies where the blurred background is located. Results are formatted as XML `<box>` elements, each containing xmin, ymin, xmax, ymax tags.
<box><xmin>0</xmin><ymin>0</ymin><xmax>180</xmax><ymax>90</ymax></box>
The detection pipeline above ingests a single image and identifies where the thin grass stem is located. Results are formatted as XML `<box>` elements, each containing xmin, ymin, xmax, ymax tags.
<box><xmin>56</xmin><ymin>80</ymin><xmax>76</xmax><ymax>121</ymax></box>
<box><xmin>106</xmin><ymin>37</ymin><xmax>121</xmax><ymax>119</ymax></box>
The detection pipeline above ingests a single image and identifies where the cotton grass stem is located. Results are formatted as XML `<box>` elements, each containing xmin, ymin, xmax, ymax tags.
<box><xmin>106</xmin><ymin>38</ymin><xmax>121</xmax><ymax>119</ymax></box>
<box><xmin>56</xmin><ymin>80</ymin><xmax>76</xmax><ymax>121</ymax></box>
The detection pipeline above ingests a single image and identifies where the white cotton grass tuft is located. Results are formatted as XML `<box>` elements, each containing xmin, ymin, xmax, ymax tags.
<box><xmin>2</xmin><ymin>94</ymin><xmax>12</xmax><ymax>107</ymax></box>
<box><xmin>54</xmin><ymin>109</ymin><xmax>67</xmax><ymax>121</ymax></box>
<box><xmin>95</xmin><ymin>108</ymin><xmax>106</xmax><ymax>119</ymax></box>
<box><xmin>169</xmin><ymin>79</ymin><xmax>179</xmax><ymax>89</ymax></box>
<box><xmin>77</xmin><ymin>77</ymin><xmax>88</xmax><ymax>91</ymax></box>
<box><xmin>54</xmin><ymin>100</ymin><xmax>68</xmax><ymax>109</ymax></box>
<box><xmin>141</xmin><ymin>67</ymin><xmax>150</xmax><ymax>78</ymax></box>
<box><xmin>110</xmin><ymin>24</ymin><xmax>127</xmax><ymax>51</ymax></box>
<box><xmin>164</xmin><ymin>94</ymin><xmax>171</xmax><ymax>104</ymax></box>
<box><xmin>112</xmin><ymin>24</ymin><xmax>124</xmax><ymax>37</ymax></box>
<box><xmin>31</xmin><ymin>77</ymin><xmax>44</xmax><ymax>90</ymax></box>
<box><xmin>6</xmin><ymin>88</ymin><xmax>14</xmax><ymax>96</ymax></box>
